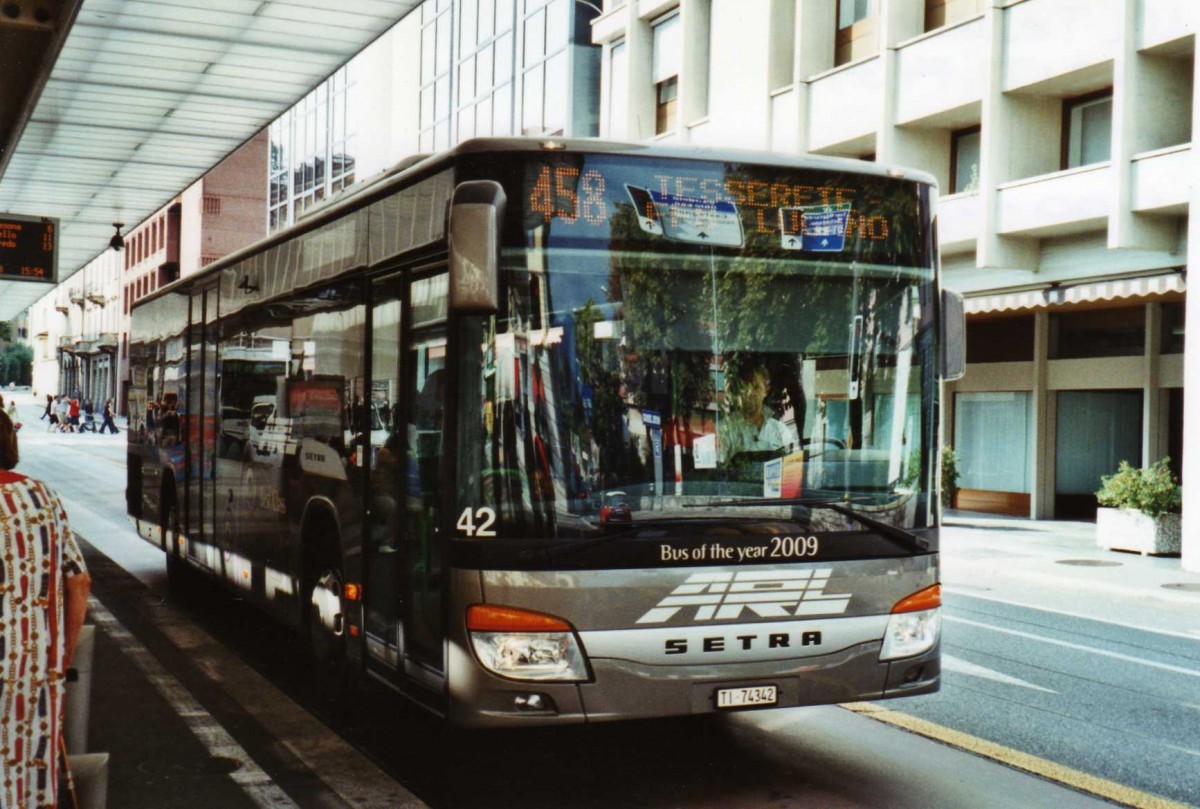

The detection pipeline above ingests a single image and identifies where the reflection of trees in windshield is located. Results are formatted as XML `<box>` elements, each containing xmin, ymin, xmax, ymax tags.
<box><xmin>458</xmin><ymin>185</ymin><xmax>932</xmax><ymax>539</ymax></box>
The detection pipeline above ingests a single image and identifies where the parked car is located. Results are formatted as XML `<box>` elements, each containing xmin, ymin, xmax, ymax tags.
<box><xmin>599</xmin><ymin>491</ymin><xmax>632</xmax><ymax>525</ymax></box>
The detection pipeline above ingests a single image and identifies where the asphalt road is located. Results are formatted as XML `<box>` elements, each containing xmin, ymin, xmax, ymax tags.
<box><xmin>9</xmin><ymin>392</ymin><xmax>1192</xmax><ymax>808</ymax></box>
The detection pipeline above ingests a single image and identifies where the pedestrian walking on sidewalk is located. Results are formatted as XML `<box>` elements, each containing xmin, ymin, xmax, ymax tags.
<box><xmin>99</xmin><ymin>398</ymin><xmax>119</xmax><ymax>434</ymax></box>
<box><xmin>79</xmin><ymin>399</ymin><xmax>97</xmax><ymax>433</ymax></box>
<box><xmin>55</xmin><ymin>395</ymin><xmax>70</xmax><ymax>432</ymax></box>
<box><xmin>41</xmin><ymin>393</ymin><xmax>52</xmax><ymax>421</ymax></box>
<box><xmin>0</xmin><ymin>409</ymin><xmax>91</xmax><ymax>809</ymax></box>
<box><xmin>68</xmin><ymin>395</ymin><xmax>81</xmax><ymax>432</ymax></box>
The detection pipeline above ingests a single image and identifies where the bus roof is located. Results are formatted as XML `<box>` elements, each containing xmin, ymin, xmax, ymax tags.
<box><xmin>136</xmin><ymin>137</ymin><xmax>937</xmax><ymax>307</ymax></box>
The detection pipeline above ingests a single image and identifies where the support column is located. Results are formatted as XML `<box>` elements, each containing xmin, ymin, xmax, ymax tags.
<box><xmin>1031</xmin><ymin>310</ymin><xmax>1054</xmax><ymax>519</ymax></box>
<box><xmin>978</xmin><ymin>0</ymin><xmax>1040</xmax><ymax>271</ymax></box>
<box><xmin>1181</xmin><ymin>49</ymin><xmax>1200</xmax><ymax>573</ymax></box>
<box><xmin>1109</xmin><ymin>0</ymin><xmax>1176</xmax><ymax>251</ymax></box>
<box><xmin>1143</xmin><ymin>301</ymin><xmax>1164</xmax><ymax>466</ymax></box>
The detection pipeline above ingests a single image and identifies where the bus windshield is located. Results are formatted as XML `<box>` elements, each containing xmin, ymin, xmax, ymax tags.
<box><xmin>455</xmin><ymin>152</ymin><xmax>936</xmax><ymax>543</ymax></box>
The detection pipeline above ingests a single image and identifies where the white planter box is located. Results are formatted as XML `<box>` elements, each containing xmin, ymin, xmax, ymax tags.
<box><xmin>1095</xmin><ymin>507</ymin><xmax>1181</xmax><ymax>556</ymax></box>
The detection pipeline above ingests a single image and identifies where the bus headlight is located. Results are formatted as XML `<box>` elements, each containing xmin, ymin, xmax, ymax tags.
<box><xmin>880</xmin><ymin>584</ymin><xmax>941</xmax><ymax>661</ymax></box>
<box><xmin>467</xmin><ymin>604</ymin><xmax>590</xmax><ymax>682</ymax></box>
<box><xmin>881</xmin><ymin>608</ymin><xmax>941</xmax><ymax>660</ymax></box>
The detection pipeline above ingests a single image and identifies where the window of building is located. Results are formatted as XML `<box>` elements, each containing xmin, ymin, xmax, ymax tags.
<box><xmin>1056</xmin><ymin>390</ymin><xmax>1143</xmax><ymax>518</ymax></box>
<box><xmin>955</xmin><ymin>392</ymin><xmax>1032</xmax><ymax>496</ymax></box>
<box><xmin>1049</xmin><ymin>306</ymin><xmax>1144</xmax><ymax>359</ymax></box>
<box><xmin>966</xmin><ymin>315</ymin><xmax>1034</xmax><ymax>363</ymax></box>
<box><xmin>1063</xmin><ymin>92</ymin><xmax>1112</xmax><ymax>169</ymax></box>
<box><xmin>925</xmin><ymin>0</ymin><xmax>982</xmax><ymax>32</ymax></box>
<box><xmin>835</xmin><ymin>0</ymin><xmax>878</xmax><ymax>66</ymax></box>
<box><xmin>608</xmin><ymin>39</ymin><xmax>628</xmax><ymax>138</ymax></box>
<box><xmin>951</xmin><ymin>126</ymin><xmax>981</xmax><ymax>194</ymax></box>
<box><xmin>455</xmin><ymin>0</ymin><xmax>516</xmax><ymax>140</ymax></box>
<box><xmin>839</xmin><ymin>0</ymin><xmax>874</xmax><ymax>28</ymax></box>
<box><xmin>520</xmin><ymin>0</ymin><xmax>570</xmax><ymax>136</ymax></box>
<box><xmin>267</xmin><ymin>65</ymin><xmax>357</xmax><ymax>232</ymax></box>
<box><xmin>1162</xmin><ymin>301</ymin><xmax>1185</xmax><ymax>354</ymax></box>
<box><xmin>652</xmin><ymin>12</ymin><xmax>681</xmax><ymax>135</ymax></box>
<box><xmin>203</xmin><ymin>196</ymin><xmax>221</xmax><ymax>216</ymax></box>
<box><xmin>420</xmin><ymin>1</ymin><xmax>455</xmax><ymax>150</ymax></box>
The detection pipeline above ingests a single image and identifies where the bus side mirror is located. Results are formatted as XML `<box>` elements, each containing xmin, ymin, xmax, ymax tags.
<box><xmin>448</xmin><ymin>180</ymin><xmax>506</xmax><ymax>314</ymax></box>
<box><xmin>941</xmin><ymin>288</ymin><xmax>966</xmax><ymax>382</ymax></box>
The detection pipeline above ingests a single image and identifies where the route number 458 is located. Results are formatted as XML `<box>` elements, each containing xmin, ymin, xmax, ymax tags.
<box><xmin>457</xmin><ymin>507</ymin><xmax>497</xmax><ymax>537</ymax></box>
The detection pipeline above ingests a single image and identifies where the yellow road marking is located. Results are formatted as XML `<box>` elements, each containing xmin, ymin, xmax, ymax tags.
<box><xmin>842</xmin><ymin>702</ymin><xmax>1194</xmax><ymax>809</ymax></box>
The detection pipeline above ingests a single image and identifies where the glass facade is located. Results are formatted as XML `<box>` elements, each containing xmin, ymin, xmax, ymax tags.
<box><xmin>453</xmin><ymin>0</ymin><xmax>516</xmax><ymax>142</ymax></box>
<box><xmin>955</xmin><ymin>392</ymin><xmax>1031</xmax><ymax>494</ymax></box>
<box><xmin>269</xmin><ymin>65</ymin><xmax>358</xmax><ymax>231</ymax></box>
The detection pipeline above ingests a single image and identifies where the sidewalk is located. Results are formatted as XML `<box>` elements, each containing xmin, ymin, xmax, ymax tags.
<box><xmin>940</xmin><ymin>509</ymin><xmax>1200</xmax><ymax>623</ymax></box>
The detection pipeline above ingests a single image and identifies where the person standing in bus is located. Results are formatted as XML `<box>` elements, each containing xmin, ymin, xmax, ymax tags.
<box><xmin>0</xmin><ymin>409</ymin><xmax>91</xmax><ymax>809</ymax></box>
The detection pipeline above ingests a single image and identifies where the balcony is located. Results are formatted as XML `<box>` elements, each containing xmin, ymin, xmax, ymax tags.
<box><xmin>1139</xmin><ymin>0</ymin><xmax>1198</xmax><ymax>52</ymax></box>
<box><xmin>96</xmin><ymin>333</ymin><xmax>119</xmax><ymax>351</ymax></box>
<box><xmin>939</xmin><ymin>192</ymin><xmax>983</xmax><ymax>253</ymax></box>
<box><xmin>895</xmin><ymin>16</ymin><xmax>986</xmax><ymax>125</ymax></box>
<box><xmin>807</xmin><ymin>57</ymin><xmax>883</xmax><ymax>152</ymax></box>
<box><xmin>996</xmin><ymin>164</ymin><xmax>1112</xmax><ymax>237</ymax></box>
<box><xmin>1132</xmin><ymin>144</ymin><xmax>1192</xmax><ymax>215</ymax></box>
<box><xmin>1003</xmin><ymin>0</ymin><xmax>1119</xmax><ymax>93</ymax></box>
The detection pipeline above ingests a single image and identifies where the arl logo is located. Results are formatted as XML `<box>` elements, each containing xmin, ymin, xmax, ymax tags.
<box><xmin>637</xmin><ymin>569</ymin><xmax>851</xmax><ymax>624</ymax></box>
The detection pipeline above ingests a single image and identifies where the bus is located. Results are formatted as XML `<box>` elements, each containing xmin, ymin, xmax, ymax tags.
<box><xmin>127</xmin><ymin>138</ymin><xmax>965</xmax><ymax>726</ymax></box>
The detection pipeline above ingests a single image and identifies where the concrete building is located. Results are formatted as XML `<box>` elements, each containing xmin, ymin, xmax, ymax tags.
<box><xmin>20</xmin><ymin>0</ymin><xmax>1197</xmax><ymax>569</ymax></box>
<box><xmin>589</xmin><ymin>0</ymin><xmax>1198</xmax><ymax>570</ymax></box>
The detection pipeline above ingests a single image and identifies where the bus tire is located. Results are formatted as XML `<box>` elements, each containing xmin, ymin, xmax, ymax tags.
<box><xmin>161</xmin><ymin>490</ymin><xmax>192</xmax><ymax>595</ymax></box>
<box><xmin>303</xmin><ymin>525</ymin><xmax>347</xmax><ymax>695</ymax></box>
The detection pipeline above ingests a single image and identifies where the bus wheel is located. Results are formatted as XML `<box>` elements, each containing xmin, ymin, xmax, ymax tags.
<box><xmin>162</xmin><ymin>496</ymin><xmax>193</xmax><ymax>595</ymax></box>
<box><xmin>307</xmin><ymin>561</ymin><xmax>347</xmax><ymax>689</ymax></box>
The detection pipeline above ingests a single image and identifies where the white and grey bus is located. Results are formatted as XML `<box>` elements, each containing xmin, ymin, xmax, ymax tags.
<box><xmin>127</xmin><ymin>138</ymin><xmax>963</xmax><ymax>726</ymax></box>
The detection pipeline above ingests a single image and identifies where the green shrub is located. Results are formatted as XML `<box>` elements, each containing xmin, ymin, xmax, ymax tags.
<box><xmin>940</xmin><ymin>445</ymin><xmax>960</xmax><ymax>509</ymax></box>
<box><xmin>1096</xmin><ymin>458</ymin><xmax>1181</xmax><ymax>518</ymax></box>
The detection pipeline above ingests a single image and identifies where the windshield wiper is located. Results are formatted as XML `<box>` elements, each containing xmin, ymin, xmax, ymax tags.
<box><xmin>685</xmin><ymin>496</ymin><xmax>929</xmax><ymax>554</ymax></box>
<box><xmin>821</xmin><ymin>502</ymin><xmax>929</xmax><ymax>553</ymax></box>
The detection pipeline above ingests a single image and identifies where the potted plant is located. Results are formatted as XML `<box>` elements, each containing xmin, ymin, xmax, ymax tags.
<box><xmin>1095</xmin><ymin>458</ymin><xmax>1182</xmax><ymax>556</ymax></box>
<box><xmin>940</xmin><ymin>445</ymin><xmax>960</xmax><ymax>510</ymax></box>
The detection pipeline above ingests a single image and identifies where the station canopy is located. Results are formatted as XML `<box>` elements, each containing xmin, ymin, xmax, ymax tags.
<box><xmin>0</xmin><ymin>0</ymin><xmax>419</xmax><ymax>320</ymax></box>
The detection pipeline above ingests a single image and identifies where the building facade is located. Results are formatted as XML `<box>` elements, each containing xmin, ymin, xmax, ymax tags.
<box><xmin>266</xmin><ymin>0</ymin><xmax>601</xmax><ymax>232</ymax></box>
<box><xmin>27</xmin><ymin>132</ymin><xmax>268</xmax><ymax>412</ymax></box>
<box><xmin>20</xmin><ymin>0</ymin><xmax>1198</xmax><ymax>569</ymax></box>
<box><xmin>590</xmin><ymin>0</ymin><xmax>1198</xmax><ymax>570</ymax></box>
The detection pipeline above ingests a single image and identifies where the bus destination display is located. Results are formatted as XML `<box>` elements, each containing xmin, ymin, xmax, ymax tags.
<box><xmin>0</xmin><ymin>215</ymin><xmax>57</xmax><ymax>283</ymax></box>
<box><xmin>524</xmin><ymin>158</ymin><xmax>916</xmax><ymax>258</ymax></box>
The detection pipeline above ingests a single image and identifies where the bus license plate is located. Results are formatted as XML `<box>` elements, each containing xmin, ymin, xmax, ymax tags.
<box><xmin>716</xmin><ymin>685</ymin><xmax>778</xmax><ymax>709</ymax></box>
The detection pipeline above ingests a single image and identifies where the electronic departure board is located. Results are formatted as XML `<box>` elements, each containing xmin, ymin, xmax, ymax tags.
<box><xmin>0</xmin><ymin>214</ymin><xmax>58</xmax><ymax>283</ymax></box>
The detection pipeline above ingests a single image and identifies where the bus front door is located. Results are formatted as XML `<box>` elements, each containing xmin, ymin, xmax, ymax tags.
<box><xmin>365</xmin><ymin>272</ymin><xmax>447</xmax><ymax>683</ymax></box>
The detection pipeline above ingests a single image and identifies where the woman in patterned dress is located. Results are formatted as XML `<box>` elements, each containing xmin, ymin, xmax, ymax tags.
<box><xmin>0</xmin><ymin>410</ymin><xmax>90</xmax><ymax>808</ymax></box>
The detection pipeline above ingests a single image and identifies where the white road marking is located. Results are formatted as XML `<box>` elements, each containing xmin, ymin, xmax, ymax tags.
<box><xmin>947</xmin><ymin>616</ymin><xmax>1200</xmax><ymax>678</ymax></box>
<box><xmin>88</xmin><ymin>598</ymin><xmax>302</xmax><ymax>809</ymax></box>
<box><xmin>942</xmin><ymin>654</ymin><xmax>1057</xmax><ymax>693</ymax></box>
<box><xmin>943</xmin><ymin>586</ymin><xmax>1200</xmax><ymax>643</ymax></box>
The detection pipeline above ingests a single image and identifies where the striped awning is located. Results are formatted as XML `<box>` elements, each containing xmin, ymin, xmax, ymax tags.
<box><xmin>964</xmin><ymin>272</ymin><xmax>1186</xmax><ymax>314</ymax></box>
